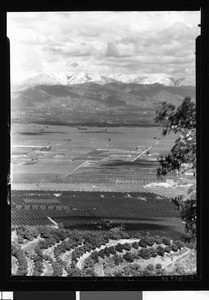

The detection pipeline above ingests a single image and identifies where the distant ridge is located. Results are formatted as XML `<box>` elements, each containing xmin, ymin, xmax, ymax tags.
<box><xmin>13</xmin><ymin>72</ymin><xmax>195</xmax><ymax>90</ymax></box>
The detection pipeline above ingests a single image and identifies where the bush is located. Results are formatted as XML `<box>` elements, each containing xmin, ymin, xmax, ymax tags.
<box><xmin>90</xmin><ymin>251</ymin><xmax>99</xmax><ymax>261</ymax></box>
<box><xmin>162</xmin><ymin>237</ymin><xmax>171</xmax><ymax>246</ymax></box>
<box><xmin>52</xmin><ymin>261</ymin><xmax>63</xmax><ymax>276</ymax></box>
<box><xmin>67</xmin><ymin>267</ymin><xmax>83</xmax><ymax>277</ymax></box>
<box><xmin>83</xmin><ymin>243</ymin><xmax>92</xmax><ymax>252</ymax></box>
<box><xmin>149</xmin><ymin>247</ymin><xmax>158</xmax><ymax>257</ymax></box>
<box><xmin>83</xmin><ymin>257</ymin><xmax>94</xmax><ymax>269</ymax></box>
<box><xmin>123</xmin><ymin>252</ymin><xmax>134</xmax><ymax>263</ymax></box>
<box><xmin>155</xmin><ymin>236</ymin><xmax>163</xmax><ymax>244</ymax></box>
<box><xmin>164</xmin><ymin>246</ymin><xmax>171</xmax><ymax>253</ymax></box>
<box><xmin>104</xmin><ymin>247</ymin><xmax>110</xmax><ymax>257</ymax></box>
<box><xmin>113</xmin><ymin>254</ymin><xmax>124</xmax><ymax>265</ymax></box>
<box><xmin>146</xmin><ymin>264</ymin><xmax>154</xmax><ymax>271</ymax></box>
<box><xmin>155</xmin><ymin>263</ymin><xmax>162</xmax><ymax>270</ymax></box>
<box><xmin>171</xmin><ymin>244</ymin><xmax>179</xmax><ymax>252</ymax></box>
<box><xmin>132</xmin><ymin>242</ymin><xmax>139</xmax><ymax>249</ymax></box>
<box><xmin>98</xmin><ymin>249</ymin><xmax>105</xmax><ymax>259</ymax></box>
<box><xmin>118</xmin><ymin>231</ymin><xmax>130</xmax><ymax>239</ymax></box>
<box><xmin>142</xmin><ymin>269</ymin><xmax>154</xmax><ymax>276</ymax></box>
<box><xmin>84</xmin><ymin>268</ymin><xmax>96</xmax><ymax>277</ymax></box>
<box><xmin>138</xmin><ymin>239</ymin><xmax>148</xmax><ymax>248</ymax></box>
<box><xmin>156</xmin><ymin>246</ymin><xmax>165</xmax><ymax>257</ymax></box>
<box><xmin>155</xmin><ymin>269</ymin><xmax>165</xmax><ymax>276</ymax></box>
<box><xmin>144</xmin><ymin>236</ymin><xmax>155</xmax><ymax>246</ymax></box>
<box><xmin>108</xmin><ymin>228</ymin><xmax>122</xmax><ymax>240</ymax></box>
<box><xmin>175</xmin><ymin>240</ymin><xmax>185</xmax><ymax>249</ymax></box>
<box><xmin>123</xmin><ymin>243</ymin><xmax>132</xmax><ymax>251</ymax></box>
<box><xmin>138</xmin><ymin>248</ymin><xmax>151</xmax><ymax>259</ymax></box>
<box><xmin>115</xmin><ymin>243</ymin><xmax>124</xmax><ymax>253</ymax></box>
<box><xmin>156</xmin><ymin>245</ymin><xmax>164</xmax><ymax>252</ymax></box>
<box><xmin>108</xmin><ymin>246</ymin><xmax>116</xmax><ymax>255</ymax></box>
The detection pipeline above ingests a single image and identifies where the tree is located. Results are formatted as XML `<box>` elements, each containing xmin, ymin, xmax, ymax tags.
<box><xmin>154</xmin><ymin>97</ymin><xmax>196</xmax><ymax>176</ymax></box>
<box><xmin>154</xmin><ymin>97</ymin><xmax>196</xmax><ymax>239</ymax></box>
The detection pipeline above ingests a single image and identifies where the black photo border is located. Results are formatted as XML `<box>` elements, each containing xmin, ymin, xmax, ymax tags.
<box><xmin>0</xmin><ymin>0</ymin><xmax>208</xmax><ymax>291</ymax></box>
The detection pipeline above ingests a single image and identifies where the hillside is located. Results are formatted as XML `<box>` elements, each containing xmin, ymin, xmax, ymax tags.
<box><xmin>11</xmin><ymin>72</ymin><xmax>195</xmax><ymax>126</ymax></box>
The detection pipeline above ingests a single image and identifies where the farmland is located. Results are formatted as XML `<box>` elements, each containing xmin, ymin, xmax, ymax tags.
<box><xmin>11</xmin><ymin>123</ymin><xmax>188</xmax><ymax>192</ymax></box>
<box><xmin>11</xmin><ymin>190</ymin><xmax>182</xmax><ymax>232</ymax></box>
<box><xmin>11</xmin><ymin>123</ymin><xmax>196</xmax><ymax>277</ymax></box>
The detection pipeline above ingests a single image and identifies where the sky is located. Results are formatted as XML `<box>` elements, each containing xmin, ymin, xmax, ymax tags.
<box><xmin>7</xmin><ymin>11</ymin><xmax>200</xmax><ymax>83</ymax></box>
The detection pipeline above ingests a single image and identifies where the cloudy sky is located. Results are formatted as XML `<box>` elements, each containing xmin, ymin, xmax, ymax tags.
<box><xmin>7</xmin><ymin>11</ymin><xmax>200</xmax><ymax>83</ymax></box>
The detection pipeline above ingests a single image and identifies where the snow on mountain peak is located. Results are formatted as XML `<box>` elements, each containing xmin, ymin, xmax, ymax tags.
<box><xmin>14</xmin><ymin>72</ymin><xmax>195</xmax><ymax>89</ymax></box>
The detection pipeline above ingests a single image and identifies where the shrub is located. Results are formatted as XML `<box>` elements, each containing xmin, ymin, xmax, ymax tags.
<box><xmin>118</xmin><ymin>231</ymin><xmax>130</xmax><ymax>239</ymax></box>
<box><xmin>83</xmin><ymin>243</ymin><xmax>92</xmax><ymax>252</ymax></box>
<box><xmin>138</xmin><ymin>239</ymin><xmax>148</xmax><ymax>248</ymax></box>
<box><xmin>84</xmin><ymin>268</ymin><xmax>96</xmax><ymax>277</ymax></box>
<box><xmin>142</xmin><ymin>269</ymin><xmax>153</xmax><ymax>276</ymax></box>
<box><xmin>175</xmin><ymin>240</ymin><xmax>185</xmax><ymax>249</ymax></box>
<box><xmin>155</xmin><ymin>236</ymin><xmax>163</xmax><ymax>244</ymax></box>
<box><xmin>155</xmin><ymin>263</ymin><xmax>162</xmax><ymax>270</ymax></box>
<box><xmin>83</xmin><ymin>257</ymin><xmax>94</xmax><ymax>269</ymax></box>
<box><xmin>156</xmin><ymin>246</ymin><xmax>165</xmax><ymax>256</ymax></box>
<box><xmin>144</xmin><ymin>236</ymin><xmax>155</xmax><ymax>246</ymax></box>
<box><xmin>123</xmin><ymin>252</ymin><xmax>134</xmax><ymax>263</ymax></box>
<box><xmin>102</xmin><ymin>234</ymin><xmax>110</xmax><ymax>244</ymax></box>
<box><xmin>132</xmin><ymin>242</ymin><xmax>139</xmax><ymax>249</ymax></box>
<box><xmin>67</xmin><ymin>267</ymin><xmax>83</xmax><ymax>277</ymax></box>
<box><xmin>156</xmin><ymin>245</ymin><xmax>164</xmax><ymax>252</ymax></box>
<box><xmin>98</xmin><ymin>249</ymin><xmax>105</xmax><ymax>259</ymax></box>
<box><xmin>158</xmin><ymin>250</ymin><xmax>164</xmax><ymax>257</ymax></box>
<box><xmin>104</xmin><ymin>247</ymin><xmax>110</xmax><ymax>257</ymax></box>
<box><xmin>149</xmin><ymin>248</ymin><xmax>158</xmax><ymax>257</ymax></box>
<box><xmin>123</xmin><ymin>243</ymin><xmax>132</xmax><ymax>251</ymax></box>
<box><xmin>173</xmin><ymin>265</ymin><xmax>186</xmax><ymax>275</ymax></box>
<box><xmin>164</xmin><ymin>246</ymin><xmax>171</xmax><ymax>253</ymax></box>
<box><xmin>115</xmin><ymin>243</ymin><xmax>124</xmax><ymax>253</ymax></box>
<box><xmin>138</xmin><ymin>248</ymin><xmax>151</xmax><ymax>259</ymax></box>
<box><xmin>108</xmin><ymin>228</ymin><xmax>122</xmax><ymax>240</ymax></box>
<box><xmin>113</xmin><ymin>254</ymin><xmax>124</xmax><ymax>265</ymax></box>
<box><xmin>108</xmin><ymin>246</ymin><xmax>116</xmax><ymax>255</ymax></box>
<box><xmin>171</xmin><ymin>244</ymin><xmax>179</xmax><ymax>252</ymax></box>
<box><xmin>162</xmin><ymin>237</ymin><xmax>171</xmax><ymax>246</ymax></box>
<box><xmin>90</xmin><ymin>251</ymin><xmax>99</xmax><ymax>261</ymax></box>
<box><xmin>71</xmin><ymin>252</ymin><xmax>78</xmax><ymax>263</ymax></box>
<box><xmin>146</xmin><ymin>264</ymin><xmax>154</xmax><ymax>271</ymax></box>
<box><xmin>52</xmin><ymin>261</ymin><xmax>63</xmax><ymax>276</ymax></box>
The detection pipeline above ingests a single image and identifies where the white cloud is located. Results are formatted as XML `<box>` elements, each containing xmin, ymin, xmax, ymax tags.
<box><xmin>7</xmin><ymin>11</ymin><xmax>200</xmax><ymax>82</ymax></box>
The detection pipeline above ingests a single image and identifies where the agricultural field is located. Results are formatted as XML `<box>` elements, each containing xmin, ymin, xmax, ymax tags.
<box><xmin>11</xmin><ymin>124</ymin><xmax>185</xmax><ymax>192</ymax></box>
<box><xmin>11</xmin><ymin>123</ymin><xmax>196</xmax><ymax>278</ymax></box>
<box><xmin>11</xmin><ymin>190</ymin><xmax>183</xmax><ymax>233</ymax></box>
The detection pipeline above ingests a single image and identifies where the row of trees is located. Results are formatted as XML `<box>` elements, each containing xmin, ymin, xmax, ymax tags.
<box><xmin>12</xmin><ymin>245</ymin><xmax>28</xmax><ymax>276</ymax></box>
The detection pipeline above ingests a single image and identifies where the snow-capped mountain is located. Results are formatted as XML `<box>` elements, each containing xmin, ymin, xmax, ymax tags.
<box><xmin>12</xmin><ymin>71</ymin><xmax>195</xmax><ymax>126</ymax></box>
<box><xmin>14</xmin><ymin>72</ymin><xmax>195</xmax><ymax>90</ymax></box>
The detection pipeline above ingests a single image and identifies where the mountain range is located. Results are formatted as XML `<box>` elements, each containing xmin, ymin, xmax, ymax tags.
<box><xmin>11</xmin><ymin>72</ymin><xmax>195</xmax><ymax>126</ymax></box>
<box><xmin>14</xmin><ymin>72</ymin><xmax>195</xmax><ymax>89</ymax></box>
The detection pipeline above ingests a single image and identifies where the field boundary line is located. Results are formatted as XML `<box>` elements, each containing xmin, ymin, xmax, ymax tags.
<box><xmin>131</xmin><ymin>139</ymin><xmax>160</xmax><ymax>162</ymax></box>
<box><xmin>65</xmin><ymin>160</ymin><xmax>90</xmax><ymax>176</ymax></box>
<box><xmin>162</xmin><ymin>248</ymin><xmax>191</xmax><ymax>269</ymax></box>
